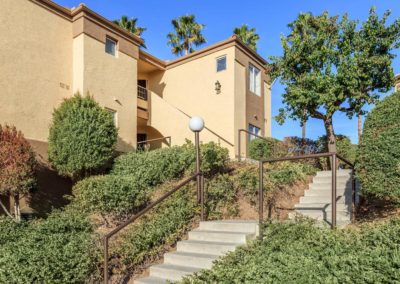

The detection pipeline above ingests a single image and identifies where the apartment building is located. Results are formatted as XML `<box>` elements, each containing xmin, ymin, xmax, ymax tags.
<box><xmin>0</xmin><ymin>0</ymin><xmax>272</xmax><ymax>159</ymax></box>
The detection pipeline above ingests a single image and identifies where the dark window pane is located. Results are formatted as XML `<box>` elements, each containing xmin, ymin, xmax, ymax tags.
<box><xmin>217</xmin><ymin>56</ymin><xmax>226</xmax><ymax>72</ymax></box>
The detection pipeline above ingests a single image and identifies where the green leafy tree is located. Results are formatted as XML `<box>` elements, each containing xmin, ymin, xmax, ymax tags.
<box><xmin>0</xmin><ymin>125</ymin><xmax>37</xmax><ymax>221</ymax></box>
<box><xmin>167</xmin><ymin>14</ymin><xmax>206</xmax><ymax>56</ymax></box>
<box><xmin>233</xmin><ymin>24</ymin><xmax>260</xmax><ymax>51</ymax></box>
<box><xmin>113</xmin><ymin>16</ymin><xmax>146</xmax><ymax>48</ymax></box>
<box><xmin>272</xmin><ymin>8</ymin><xmax>400</xmax><ymax>153</ymax></box>
<box><xmin>48</xmin><ymin>93</ymin><xmax>117</xmax><ymax>181</ymax></box>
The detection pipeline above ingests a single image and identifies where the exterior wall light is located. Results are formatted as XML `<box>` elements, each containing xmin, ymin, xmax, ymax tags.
<box><xmin>215</xmin><ymin>80</ymin><xmax>222</xmax><ymax>94</ymax></box>
<box><xmin>189</xmin><ymin>116</ymin><xmax>205</xmax><ymax>132</ymax></box>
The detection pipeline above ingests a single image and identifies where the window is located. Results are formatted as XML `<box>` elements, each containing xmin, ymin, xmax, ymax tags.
<box><xmin>105</xmin><ymin>37</ymin><xmax>117</xmax><ymax>56</ymax></box>
<box><xmin>248</xmin><ymin>124</ymin><xmax>261</xmax><ymax>141</ymax></box>
<box><xmin>249</xmin><ymin>64</ymin><xmax>261</xmax><ymax>96</ymax></box>
<box><xmin>106</xmin><ymin>108</ymin><xmax>117</xmax><ymax>126</ymax></box>
<box><xmin>216</xmin><ymin>56</ymin><xmax>227</xmax><ymax>72</ymax></box>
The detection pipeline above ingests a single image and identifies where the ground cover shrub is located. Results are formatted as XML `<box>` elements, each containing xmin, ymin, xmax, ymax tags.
<box><xmin>72</xmin><ymin>175</ymin><xmax>148</xmax><ymax>220</ymax></box>
<box><xmin>248</xmin><ymin>137</ymin><xmax>287</xmax><ymax>160</ymax></box>
<box><xmin>356</xmin><ymin>91</ymin><xmax>400</xmax><ymax>202</ymax></box>
<box><xmin>116</xmin><ymin>188</ymin><xmax>196</xmax><ymax>269</ymax></box>
<box><xmin>205</xmin><ymin>174</ymin><xmax>238</xmax><ymax>219</ymax></box>
<box><xmin>0</xmin><ymin>125</ymin><xmax>37</xmax><ymax>221</ymax></box>
<box><xmin>0</xmin><ymin>210</ymin><xmax>99</xmax><ymax>283</ymax></box>
<box><xmin>181</xmin><ymin>217</ymin><xmax>400</xmax><ymax>283</ymax></box>
<box><xmin>48</xmin><ymin>93</ymin><xmax>117</xmax><ymax>180</ymax></box>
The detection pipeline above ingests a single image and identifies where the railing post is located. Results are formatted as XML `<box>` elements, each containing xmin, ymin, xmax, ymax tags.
<box><xmin>195</xmin><ymin>131</ymin><xmax>201</xmax><ymax>203</ymax></box>
<box><xmin>200</xmin><ymin>174</ymin><xmax>205</xmax><ymax>221</ymax></box>
<box><xmin>352</xmin><ymin>169</ymin><xmax>356</xmax><ymax>223</ymax></box>
<box><xmin>104</xmin><ymin>237</ymin><xmax>109</xmax><ymax>284</ymax></box>
<box><xmin>331</xmin><ymin>153</ymin><xmax>337</xmax><ymax>229</ymax></box>
<box><xmin>258</xmin><ymin>160</ymin><xmax>264</xmax><ymax>239</ymax></box>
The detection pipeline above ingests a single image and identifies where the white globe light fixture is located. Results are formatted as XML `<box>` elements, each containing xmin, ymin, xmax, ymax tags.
<box><xmin>189</xmin><ymin>116</ymin><xmax>205</xmax><ymax>132</ymax></box>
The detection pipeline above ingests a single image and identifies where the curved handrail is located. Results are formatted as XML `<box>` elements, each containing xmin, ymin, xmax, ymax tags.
<box><xmin>103</xmin><ymin>172</ymin><xmax>203</xmax><ymax>283</ymax></box>
<box><xmin>258</xmin><ymin>152</ymin><xmax>356</xmax><ymax>236</ymax></box>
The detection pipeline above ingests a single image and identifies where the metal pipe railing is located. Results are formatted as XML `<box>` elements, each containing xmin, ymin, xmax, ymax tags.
<box><xmin>103</xmin><ymin>172</ymin><xmax>204</xmax><ymax>283</ymax></box>
<box><xmin>137</xmin><ymin>136</ymin><xmax>172</xmax><ymax>149</ymax></box>
<box><xmin>258</xmin><ymin>152</ymin><xmax>356</xmax><ymax>233</ymax></box>
<box><xmin>237</xmin><ymin>129</ymin><xmax>271</xmax><ymax>161</ymax></box>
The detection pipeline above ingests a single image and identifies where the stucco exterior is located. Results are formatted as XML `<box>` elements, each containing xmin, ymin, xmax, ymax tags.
<box><xmin>0</xmin><ymin>0</ymin><xmax>271</xmax><ymax>157</ymax></box>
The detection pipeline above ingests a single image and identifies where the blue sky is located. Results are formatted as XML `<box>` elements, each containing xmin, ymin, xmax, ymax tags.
<box><xmin>57</xmin><ymin>0</ymin><xmax>400</xmax><ymax>143</ymax></box>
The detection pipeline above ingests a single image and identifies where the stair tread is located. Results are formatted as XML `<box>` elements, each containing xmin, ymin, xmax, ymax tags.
<box><xmin>192</xmin><ymin>229</ymin><xmax>252</xmax><ymax>235</ymax></box>
<box><xmin>134</xmin><ymin>276</ymin><xmax>167</xmax><ymax>284</ymax></box>
<box><xmin>201</xmin><ymin>220</ymin><xmax>258</xmax><ymax>224</ymax></box>
<box><xmin>151</xmin><ymin>263</ymin><xmax>201</xmax><ymax>273</ymax></box>
<box><xmin>179</xmin><ymin>239</ymin><xmax>242</xmax><ymax>246</ymax></box>
<box><xmin>165</xmin><ymin>251</ymin><xmax>219</xmax><ymax>259</ymax></box>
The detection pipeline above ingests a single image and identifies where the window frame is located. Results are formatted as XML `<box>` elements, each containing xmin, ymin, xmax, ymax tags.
<box><xmin>105</xmin><ymin>108</ymin><xmax>118</xmax><ymax>127</ymax></box>
<box><xmin>249</xmin><ymin>63</ymin><xmax>261</xmax><ymax>96</ymax></box>
<box><xmin>216</xmin><ymin>55</ymin><xmax>227</xmax><ymax>72</ymax></box>
<box><xmin>105</xmin><ymin>37</ymin><xmax>118</xmax><ymax>57</ymax></box>
<box><xmin>248</xmin><ymin>124</ymin><xmax>261</xmax><ymax>141</ymax></box>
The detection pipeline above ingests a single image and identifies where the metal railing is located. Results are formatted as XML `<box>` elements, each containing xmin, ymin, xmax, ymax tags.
<box><xmin>103</xmin><ymin>172</ymin><xmax>205</xmax><ymax>283</ymax></box>
<box><xmin>237</xmin><ymin>129</ymin><xmax>271</xmax><ymax>161</ymax></box>
<box><xmin>258</xmin><ymin>152</ymin><xmax>356</xmax><ymax>235</ymax></box>
<box><xmin>137</xmin><ymin>85</ymin><xmax>148</xmax><ymax>101</ymax></box>
<box><xmin>137</xmin><ymin>136</ymin><xmax>172</xmax><ymax>150</ymax></box>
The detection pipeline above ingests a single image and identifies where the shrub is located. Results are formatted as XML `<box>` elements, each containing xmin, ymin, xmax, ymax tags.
<box><xmin>356</xmin><ymin>91</ymin><xmax>400</xmax><ymax>201</ymax></box>
<box><xmin>72</xmin><ymin>175</ymin><xmax>148</xmax><ymax>219</ymax></box>
<box><xmin>117</xmin><ymin>188</ymin><xmax>196</xmax><ymax>268</ymax></box>
<box><xmin>198</xmin><ymin>142</ymin><xmax>229</xmax><ymax>175</ymax></box>
<box><xmin>248</xmin><ymin>137</ymin><xmax>287</xmax><ymax>160</ymax></box>
<box><xmin>0</xmin><ymin>125</ymin><xmax>37</xmax><ymax>221</ymax></box>
<box><xmin>205</xmin><ymin>174</ymin><xmax>238</xmax><ymax>219</ymax></box>
<box><xmin>0</xmin><ymin>210</ymin><xmax>99</xmax><ymax>283</ymax></box>
<box><xmin>111</xmin><ymin>145</ymin><xmax>193</xmax><ymax>186</ymax></box>
<box><xmin>317</xmin><ymin>134</ymin><xmax>357</xmax><ymax>168</ymax></box>
<box><xmin>48</xmin><ymin>93</ymin><xmax>117</xmax><ymax>180</ymax></box>
<box><xmin>181</xmin><ymin>217</ymin><xmax>400</xmax><ymax>283</ymax></box>
<box><xmin>282</xmin><ymin>136</ymin><xmax>318</xmax><ymax>154</ymax></box>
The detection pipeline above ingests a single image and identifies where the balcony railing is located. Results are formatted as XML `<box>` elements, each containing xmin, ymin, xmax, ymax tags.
<box><xmin>138</xmin><ymin>85</ymin><xmax>148</xmax><ymax>101</ymax></box>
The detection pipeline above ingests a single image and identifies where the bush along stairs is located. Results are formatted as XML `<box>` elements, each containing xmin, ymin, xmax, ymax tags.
<box><xmin>290</xmin><ymin>169</ymin><xmax>358</xmax><ymax>226</ymax></box>
<box><xmin>134</xmin><ymin>220</ymin><xmax>258</xmax><ymax>284</ymax></box>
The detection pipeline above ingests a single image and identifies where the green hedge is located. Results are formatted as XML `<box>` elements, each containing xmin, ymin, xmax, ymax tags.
<box><xmin>356</xmin><ymin>92</ymin><xmax>400</xmax><ymax>201</ymax></box>
<box><xmin>249</xmin><ymin>137</ymin><xmax>287</xmax><ymax>160</ymax></box>
<box><xmin>181</xmin><ymin>217</ymin><xmax>400</xmax><ymax>283</ymax></box>
<box><xmin>117</xmin><ymin>188</ymin><xmax>196</xmax><ymax>268</ymax></box>
<box><xmin>0</xmin><ymin>211</ymin><xmax>98</xmax><ymax>283</ymax></box>
<box><xmin>72</xmin><ymin>175</ymin><xmax>148</xmax><ymax>218</ymax></box>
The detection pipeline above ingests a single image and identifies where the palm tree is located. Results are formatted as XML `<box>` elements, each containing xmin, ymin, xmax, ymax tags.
<box><xmin>114</xmin><ymin>16</ymin><xmax>146</xmax><ymax>47</ymax></box>
<box><xmin>233</xmin><ymin>24</ymin><xmax>260</xmax><ymax>51</ymax></box>
<box><xmin>167</xmin><ymin>15</ymin><xmax>206</xmax><ymax>56</ymax></box>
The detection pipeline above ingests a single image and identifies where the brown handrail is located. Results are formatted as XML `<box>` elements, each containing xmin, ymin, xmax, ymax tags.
<box><xmin>103</xmin><ymin>172</ymin><xmax>204</xmax><ymax>283</ymax></box>
<box><xmin>258</xmin><ymin>152</ymin><xmax>356</xmax><ymax>236</ymax></box>
<box><xmin>237</xmin><ymin>129</ymin><xmax>270</xmax><ymax>161</ymax></box>
<box><xmin>137</xmin><ymin>136</ymin><xmax>172</xmax><ymax>148</ymax></box>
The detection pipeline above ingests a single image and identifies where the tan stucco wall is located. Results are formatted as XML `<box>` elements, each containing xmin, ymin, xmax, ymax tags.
<box><xmin>73</xmin><ymin>34</ymin><xmax>138</xmax><ymax>151</ymax></box>
<box><xmin>147</xmin><ymin>46</ymin><xmax>237</xmax><ymax>155</ymax></box>
<box><xmin>0</xmin><ymin>0</ymin><xmax>73</xmax><ymax>141</ymax></box>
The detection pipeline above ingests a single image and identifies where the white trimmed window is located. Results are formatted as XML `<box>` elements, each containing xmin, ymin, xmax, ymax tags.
<box><xmin>249</xmin><ymin>64</ymin><xmax>261</xmax><ymax>96</ymax></box>
<box><xmin>216</xmin><ymin>56</ymin><xmax>227</xmax><ymax>72</ymax></box>
<box><xmin>105</xmin><ymin>37</ymin><xmax>117</xmax><ymax>56</ymax></box>
<box><xmin>248</xmin><ymin>124</ymin><xmax>261</xmax><ymax>141</ymax></box>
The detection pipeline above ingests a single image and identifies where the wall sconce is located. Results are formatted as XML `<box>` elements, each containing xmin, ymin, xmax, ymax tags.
<box><xmin>215</xmin><ymin>80</ymin><xmax>221</xmax><ymax>94</ymax></box>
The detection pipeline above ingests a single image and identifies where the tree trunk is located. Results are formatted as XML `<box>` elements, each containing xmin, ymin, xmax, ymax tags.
<box><xmin>358</xmin><ymin>114</ymin><xmax>362</xmax><ymax>143</ymax></box>
<box><xmin>0</xmin><ymin>198</ymin><xmax>14</xmax><ymax>220</ymax></box>
<box><xmin>324</xmin><ymin>117</ymin><xmax>337</xmax><ymax>153</ymax></box>
<box><xmin>13</xmin><ymin>194</ymin><xmax>21</xmax><ymax>222</ymax></box>
<box><xmin>301</xmin><ymin>122</ymin><xmax>306</xmax><ymax>154</ymax></box>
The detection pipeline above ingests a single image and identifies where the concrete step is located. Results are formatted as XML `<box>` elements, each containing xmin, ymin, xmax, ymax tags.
<box><xmin>309</xmin><ymin>183</ymin><xmax>352</xmax><ymax>191</ymax></box>
<box><xmin>299</xmin><ymin>195</ymin><xmax>352</xmax><ymax>204</ymax></box>
<box><xmin>290</xmin><ymin>210</ymin><xmax>351</xmax><ymax>220</ymax></box>
<box><xmin>198</xmin><ymin>220</ymin><xmax>258</xmax><ymax>234</ymax></box>
<box><xmin>149</xmin><ymin>264</ymin><xmax>200</xmax><ymax>282</ymax></box>
<box><xmin>188</xmin><ymin>229</ymin><xmax>254</xmax><ymax>244</ymax></box>
<box><xmin>316</xmin><ymin>170</ymin><xmax>352</xmax><ymax>177</ymax></box>
<box><xmin>177</xmin><ymin>240</ymin><xmax>241</xmax><ymax>255</ymax></box>
<box><xmin>312</xmin><ymin>179</ymin><xmax>351</xmax><ymax>186</ymax></box>
<box><xmin>294</xmin><ymin>203</ymin><xmax>351</xmax><ymax>211</ymax></box>
<box><xmin>134</xmin><ymin>276</ymin><xmax>167</xmax><ymax>284</ymax></box>
<box><xmin>304</xmin><ymin>189</ymin><xmax>353</xmax><ymax>197</ymax></box>
<box><xmin>163</xmin><ymin>251</ymin><xmax>217</xmax><ymax>269</ymax></box>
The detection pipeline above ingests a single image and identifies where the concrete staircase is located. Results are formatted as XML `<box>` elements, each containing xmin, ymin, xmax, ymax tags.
<box><xmin>134</xmin><ymin>220</ymin><xmax>258</xmax><ymax>284</ymax></box>
<box><xmin>290</xmin><ymin>169</ymin><xmax>355</xmax><ymax>226</ymax></box>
